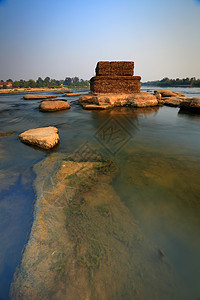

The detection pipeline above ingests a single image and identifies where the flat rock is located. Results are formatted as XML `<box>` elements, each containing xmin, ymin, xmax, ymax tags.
<box><xmin>154</xmin><ymin>89</ymin><xmax>185</xmax><ymax>98</ymax></box>
<box><xmin>39</xmin><ymin>100</ymin><xmax>70</xmax><ymax>112</ymax></box>
<box><xmin>79</xmin><ymin>92</ymin><xmax>158</xmax><ymax>108</ymax></box>
<box><xmin>23</xmin><ymin>94</ymin><xmax>57</xmax><ymax>100</ymax></box>
<box><xmin>127</xmin><ymin>92</ymin><xmax>158</xmax><ymax>107</ymax></box>
<box><xmin>19</xmin><ymin>126</ymin><xmax>59</xmax><ymax>149</ymax></box>
<box><xmin>180</xmin><ymin>98</ymin><xmax>200</xmax><ymax>112</ymax></box>
<box><xmin>65</xmin><ymin>93</ymin><xmax>81</xmax><ymax>97</ymax></box>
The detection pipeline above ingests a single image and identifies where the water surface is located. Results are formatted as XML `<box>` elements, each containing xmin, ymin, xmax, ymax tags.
<box><xmin>0</xmin><ymin>88</ymin><xmax>200</xmax><ymax>299</ymax></box>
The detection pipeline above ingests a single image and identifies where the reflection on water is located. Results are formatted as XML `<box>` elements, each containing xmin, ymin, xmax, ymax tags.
<box><xmin>0</xmin><ymin>88</ymin><xmax>200</xmax><ymax>299</ymax></box>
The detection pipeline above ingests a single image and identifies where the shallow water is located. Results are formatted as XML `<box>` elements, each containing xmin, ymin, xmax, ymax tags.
<box><xmin>0</xmin><ymin>87</ymin><xmax>200</xmax><ymax>299</ymax></box>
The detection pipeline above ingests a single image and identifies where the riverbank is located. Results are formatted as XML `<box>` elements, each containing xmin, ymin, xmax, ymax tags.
<box><xmin>0</xmin><ymin>87</ymin><xmax>69</xmax><ymax>95</ymax></box>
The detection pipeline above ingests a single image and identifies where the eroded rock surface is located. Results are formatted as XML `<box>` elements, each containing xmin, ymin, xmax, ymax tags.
<box><xmin>39</xmin><ymin>100</ymin><xmax>70</xmax><ymax>112</ymax></box>
<box><xmin>19</xmin><ymin>126</ymin><xmax>59</xmax><ymax>149</ymax></box>
<box><xmin>79</xmin><ymin>92</ymin><xmax>158</xmax><ymax>109</ymax></box>
<box><xmin>11</xmin><ymin>153</ymin><xmax>178</xmax><ymax>300</ymax></box>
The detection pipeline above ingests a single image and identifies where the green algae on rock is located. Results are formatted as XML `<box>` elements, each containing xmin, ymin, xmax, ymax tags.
<box><xmin>11</xmin><ymin>153</ymin><xmax>178</xmax><ymax>300</ymax></box>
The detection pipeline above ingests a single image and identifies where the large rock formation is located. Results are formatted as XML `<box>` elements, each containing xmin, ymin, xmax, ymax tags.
<box><xmin>90</xmin><ymin>61</ymin><xmax>141</xmax><ymax>94</ymax></box>
<box><xmin>79</xmin><ymin>61</ymin><xmax>158</xmax><ymax>109</ymax></box>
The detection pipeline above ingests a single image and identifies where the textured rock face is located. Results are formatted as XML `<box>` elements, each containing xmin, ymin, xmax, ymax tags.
<box><xmin>90</xmin><ymin>76</ymin><xmax>141</xmax><ymax>94</ymax></box>
<box><xmin>19</xmin><ymin>126</ymin><xmax>59</xmax><ymax>149</ymax></box>
<box><xmin>90</xmin><ymin>61</ymin><xmax>141</xmax><ymax>94</ymax></box>
<box><xmin>39</xmin><ymin>100</ymin><xmax>70</xmax><ymax>112</ymax></box>
<box><xmin>79</xmin><ymin>92</ymin><xmax>158</xmax><ymax>109</ymax></box>
<box><xmin>23</xmin><ymin>94</ymin><xmax>57</xmax><ymax>100</ymax></box>
<box><xmin>96</xmin><ymin>61</ymin><xmax>134</xmax><ymax>76</ymax></box>
<box><xmin>180</xmin><ymin>98</ymin><xmax>200</xmax><ymax>112</ymax></box>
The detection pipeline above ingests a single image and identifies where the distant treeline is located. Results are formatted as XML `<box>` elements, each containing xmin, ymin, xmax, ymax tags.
<box><xmin>142</xmin><ymin>77</ymin><xmax>200</xmax><ymax>87</ymax></box>
<box><xmin>0</xmin><ymin>77</ymin><xmax>90</xmax><ymax>88</ymax></box>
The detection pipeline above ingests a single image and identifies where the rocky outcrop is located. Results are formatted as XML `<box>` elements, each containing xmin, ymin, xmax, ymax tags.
<box><xmin>39</xmin><ymin>100</ymin><xmax>70</xmax><ymax>112</ymax></box>
<box><xmin>23</xmin><ymin>94</ymin><xmax>57</xmax><ymax>100</ymax></box>
<box><xmin>180</xmin><ymin>98</ymin><xmax>200</xmax><ymax>112</ymax></box>
<box><xmin>79</xmin><ymin>92</ymin><xmax>158</xmax><ymax>109</ymax></box>
<box><xmin>19</xmin><ymin>126</ymin><xmax>59</xmax><ymax>149</ymax></box>
<box><xmin>154</xmin><ymin>89</ymin><xmax>192</xmax><ymax>107</ymax></box>
<box><xmin>154</xmin><ymin>89</ymin><xmax>185</xmax><ymax>98</ymax></box>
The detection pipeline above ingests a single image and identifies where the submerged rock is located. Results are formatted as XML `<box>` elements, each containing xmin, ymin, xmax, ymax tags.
<box><xmin>19</xmin><ymin>126</ymin><xmax>59</xmax><ymax>149</ymax></box>
<box><xmin>11</xmin><ymin>153</ymin><xmax>178</xmax><ymax>300</ymax></box>
<box><xmin>23</xmin><ymin>94</ymin><xmax>57</xmax><ymax>100</ymax></box>
<box><xmin>39</xmin><ymin>100</ymin><xmax>70</xmax><ymax>112</ymax></box>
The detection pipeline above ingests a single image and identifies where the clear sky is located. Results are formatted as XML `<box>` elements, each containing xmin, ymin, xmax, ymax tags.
<box><xmin>0</xmin><ymin>0</ymin><xmax>200</xmax><ymax>81</ymax></box>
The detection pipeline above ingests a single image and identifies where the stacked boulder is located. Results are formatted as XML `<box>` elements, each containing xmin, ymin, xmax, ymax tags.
<box><xmin>79</xmin><ymin>61</ymin><xmax>158</xmax><ymax>109</ymax></box>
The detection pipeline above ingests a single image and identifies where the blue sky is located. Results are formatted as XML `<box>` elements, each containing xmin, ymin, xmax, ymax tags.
<box><xmin>0</xmin><ymin>0</ymin><xmax>200</xmax><ymax>81</ymax></box>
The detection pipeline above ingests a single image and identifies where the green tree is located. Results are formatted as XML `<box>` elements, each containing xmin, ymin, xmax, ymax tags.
<box><xmin>64</xmin><ymin>77</ymin><xmax>72</xmax><ymax>86</ymax></box>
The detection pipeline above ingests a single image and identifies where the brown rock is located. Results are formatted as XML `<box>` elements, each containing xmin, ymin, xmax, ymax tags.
<box><xmin>79</xmin><ymin>92</ymin><xmax>158</xmax><ymax>108</ymax></box>
<box><xmin>39</xmin><ymin>100</ymin><xmax>70</xmax><ymax>112</ymax></box>
<box><xmin>127</xmin><ymin>92</ymin><xmax>158</xmax><ymax>107</ymax></box>
<box><xmin>65</xmin><ymin>93</ymin><xmax>81</xmax><ymax>97</ymax></box>
<box><xmin>83</xmin><ymin>104</ymin><xmax>111</xmax><ymax>110</ymax></box>
<box><xmin>23</xmin><ymin>94</ymin><xmax>57</xmax><ymax>100</ymax></box>
<box><xmin>90</xmin><ymin>76</ymin><xmax>141</xmax><ymax>94</ymax></box>
<box><xmin>154</xmin><ymin>90</ymin><xmax>185</xmax><ymax>98</ymax></box>
<box><xmin>19</xmin><ymin>126</ymin><xmax>59</xmax><ymax>149</ymax></box>
<box><xmin>96</xmin><ymin>61</ymin><xmax>135</xmax><ymax>76</ymax></box>
<box><xmin>180</xmin><ymin>98</ymin><xmax>200</xmax><ymax>112</ymax></box>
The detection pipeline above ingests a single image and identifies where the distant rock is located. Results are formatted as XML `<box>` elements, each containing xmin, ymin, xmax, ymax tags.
<box><xmin>65</xmin><ymin>93</ymin><xmax>81</xmax><ymax>97</ymax></box>
<box><xmin>83</xmin><ymin>104</ymin><xmax>112</xmax><ymax>110</ymax></box>
<box><xmin>39</xmin><ymin>100</ymin><xmax>70</xmax><ymax>112</ymax></box>
<box><xmin>180</xmin><ymin>98</ymin><xmax>200</xmax><ymax>112</ymax></box>
<box><xmin>0</xmin><ymin>132</ymin><xmax>14</xmax><ymax>137</ymax></box>
<box><xmin>23</xmin><ymin>94</ymin><xmax>57</xmax><ymax>100</ymax></box>
<box><xmin>55</xmin><ymin>90</ymin><xmax>72</xmax><ymax>94</ymax></box>
<box><xmin>154</xmin><ymin>89</ymin><xmax>185</xmax><ymax>98</ymax></box>
<box><xmin>19</xmin><ymin>126</ymin><xmax>59</xmax><ymax>149</ymax></box>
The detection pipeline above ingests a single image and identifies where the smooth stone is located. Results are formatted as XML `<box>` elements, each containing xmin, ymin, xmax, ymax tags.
<box><xmin>39</xmin><ymin>100</ymin><xmax>70</xmax><ymax>112</ymax></box>
<box><xmin>23</xmin><ymin>94</ymin><xmax>57</xmax><ymax>100</ymax></box>
<box><xmin>19</xmin><ymin>126</ymin><xmax>59</xmax><ymax>149</ymax></box>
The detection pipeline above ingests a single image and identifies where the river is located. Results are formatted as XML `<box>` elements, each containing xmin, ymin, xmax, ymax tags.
<box><xmin>0</xmin><ymin>87</ymin><xmax>200</xmax><ymax>299</ymax></box>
